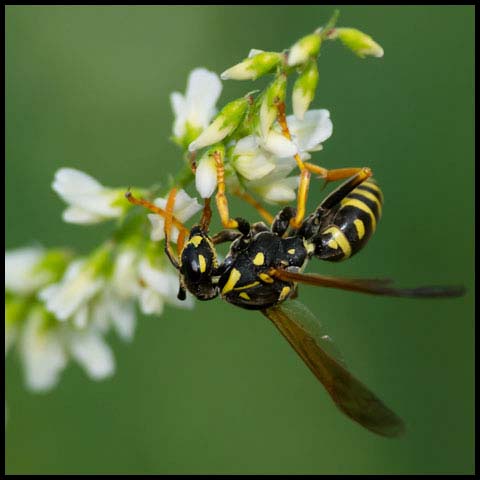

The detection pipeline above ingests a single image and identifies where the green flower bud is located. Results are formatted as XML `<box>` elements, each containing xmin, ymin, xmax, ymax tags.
<box><xmin>292</xmin><ymin>60</ymin><xmax>319</xmax><ymax>120</ymax></box>
<box><xmin>189</xmin><ymin>97</ymin><xmax>249</xmax><ymax>152</ymax></box>
<box><xmin>259</xmin><ymin>74</ymin><xmax>287</xmax><ymax>137</ymax></box>
<box><xmin>333</xmin><ymin>28</ymin><xmax>384</xmax><ymax>58</ymax></box>
<box><xmin>221</xmin><ymin>51</ymin><xmax>283</xmax><ymax>81</ymax></box>
<box><xmin>287</xmin><ymin>33</ymin><xmax>322</xmax><ymax>67</ymax></box>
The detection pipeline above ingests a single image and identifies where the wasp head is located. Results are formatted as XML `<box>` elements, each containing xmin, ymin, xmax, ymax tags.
<box><xmin>179</xmin><ymin>226</ymin><xmax>218</xmax><ymax>301</ymax></box>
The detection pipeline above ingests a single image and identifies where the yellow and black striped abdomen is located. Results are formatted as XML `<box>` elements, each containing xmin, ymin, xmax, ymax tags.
<box><xmin>314</xmin><ymin>180</ymin><xmax>384</xmax><ymax>262</ymax></box>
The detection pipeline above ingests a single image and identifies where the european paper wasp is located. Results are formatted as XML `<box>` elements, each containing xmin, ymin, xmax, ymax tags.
<box><xmin>126</xmin><ymin>152</ymin><xmax>465</xmax><ymax>438</ymax></box>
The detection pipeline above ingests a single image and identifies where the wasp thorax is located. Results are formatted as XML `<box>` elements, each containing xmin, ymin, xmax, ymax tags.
<box><xmin>180</xmin><ymin>226</ymin><xmax>218</xmax><ymax>300</ymax></box>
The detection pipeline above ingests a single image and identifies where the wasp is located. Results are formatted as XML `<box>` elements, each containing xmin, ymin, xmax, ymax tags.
<box><xmin>126</xmin><ymin>163</ymin><xmax>465</xmax><ymax>438</ymax></box>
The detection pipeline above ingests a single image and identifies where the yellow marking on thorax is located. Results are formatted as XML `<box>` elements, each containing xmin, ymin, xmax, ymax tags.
<box><xmin>189</xmin><ymin>235</ymin><xmax>203</xmax><ymax>247</ymax></box>
<box><xmin>239</xmin><ymin>292</ymin><xmax>250</xmax><ymax>300</ymax></box>
<box><xmin>279</xmin><ymin>286</ymin><xmax>291</xmax><ymax>301</ymax></box>
<box><xmin>233</xmin><ymin>281</ymin><xmax>260</xmax><ymax>291</ymax></box>
<box><xmin>323</xmin><ymin>226</ymin><xmax>352</xmax><ymax>259</ymax></box>
<box><xmin>198</xmin><ymin>254</ymin><xmax>206</xmax><ymax>273</ymax></box>
<box><xmin>355</xmin><ymin>188</ymin><xmax>383</xmax><ymax>217</ymax></box>
<box><xmin>341</xmin><ymin>198</ymin><xmax>377</xmax><ymax>231</ymax></box>
<box><xmin>221</xmin><ymin>268</ymin><xmax>241</xmax><ymax>294</ymax></box>
<box><xmin>353</xmin><ymin>219</ymin><xmax>365</xmax><ymax>240</ymax></box>
<box><xmin>287</xmin><ymin>248</ymin><xmax>295</xmax><ymax>254</ymax></box>
<box><xmin>303</xmin><ymin>240</ymin><xmax>315</xmax><ymax>254</ymax></box>
<box><xmin>259</xmin><ymin>273</ymin><xmax>274</xmax><ymax>283</ymax></box>
<box><xmin>253</xmin><ymin>252</ymin><xmax>264</xmax><ymax>266</ymax></box>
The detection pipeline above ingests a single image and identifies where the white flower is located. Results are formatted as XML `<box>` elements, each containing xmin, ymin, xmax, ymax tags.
<box><xmin>195</xmin><ymin>153</ymin><xmax>218</xmax><ymax>198</ymax></box>
<box><xmin>90</xmin><ymin>289</ymin><xmax>136</xmax><ymax>342</ymax></box>
<box><xmin>52</xmin><ymin>168</ymin><xmax>124</xmax><ymax>224</ymax></box>
<box><xmin>39</xmin><ymin>259</ymin><xmax>105</xmax><ymax>322</ymax></box>
<box><xmin>67</xmin><ymin>328</ymin><xmax>115</xmax><ymax>380</ymax></box>
<box><xmin>138</xmin><ymin>259</ymin><xmax>194</xmax><ymax>315</ymax></box>
<box><xmin>231</xmin><ymin>135</ymin><xmax>276</xmax><ymax>181</ymax></box>
<box><xmin>111</xmin><ymin>247</ymin><xmax>141</xmax><ymax>300</ymax></box>
<box><xmin>171</xmin><ymin>68</ymin><xmax>222</xmax><ymax>142</ymax></box>
<box><xmin>19</xmin><ymin>304</ymin><xmax>115</xmax><ymax>392</ymax></box>
<box><xmin>285</xmin><ymin>109</ymin><xmax>333</xmax><ymax>153</ymax></box>
<box><xmin>5</xmin><ymin>247</ymin><xmax>51</xmax><ymax>295</ymax></box>
<box><xmin>260</xmin><ymin>130</ymin><xmax>298</xmax><ymax>157</ymax></box>
<box><xmin>19</xmin><ymin>308</ymin><xmax>68</xmax><ymax>392</ymax></box>
<box><xmin>245</xmin><ymin>158</ymin><xmax>300</xmax><ymax>204</ymax></box>
<box><xmin>148</xmin><ymin>189</ymin><xmax>202</xmax><ymax>243</ymax></box>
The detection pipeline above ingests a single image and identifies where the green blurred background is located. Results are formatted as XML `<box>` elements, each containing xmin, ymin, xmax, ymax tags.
<box><xmin>5</xmin><ymin>5</ymin><xmax>474</xmax><ymax>475</ymax></box>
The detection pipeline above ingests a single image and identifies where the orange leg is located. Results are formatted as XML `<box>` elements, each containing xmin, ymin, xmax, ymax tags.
<box><xmin>276</xmin><ymin>100</ymin><xmax>373</xmax><ymax>228</ymax></box>
<box><xmin>304</xmin><ymin>163</ymin><xmax>371</xmax><ymax>183</ymax></box>
<box><xmin>276</xmin><ymin>101</ymin><xmax>311</xmax><ymax>229</ymax></box>
<box><xmin>164</xmin><ymin>188</ymin><xmax>187</xmax><ymax>263</ymax></box>
<box><xmin>213</xmin><ymin>149</ymin><xmax>239</xmax><ymax>229</ymax></box>
<box><xmin>125</xmin><ymin>190</ymin><xmax>188</xmax><ymax>268</ymax></box>
<box><xmin>232</xmin><ymin>189</ymin><xmax>274</xmax><ymax>225</ymax></box>
<box><xmin>199</xmin><ymin>197</ymin><xmax>212</xmax><ymax>232</ymax></box>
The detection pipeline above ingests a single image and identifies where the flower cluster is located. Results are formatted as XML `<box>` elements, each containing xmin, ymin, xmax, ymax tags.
<box><xmin>5</xmin><ymin>174</ymin><xmax>199</xmax><ymax>392</ymax></box>
<box><xmin>5</xmin><ymin>12</ymin><xmax>384</xmax><ymax>397</ymax></box>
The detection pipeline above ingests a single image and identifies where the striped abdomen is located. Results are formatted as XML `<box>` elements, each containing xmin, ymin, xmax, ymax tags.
<box><xmin>313</xmin><ymin>180</ymin><xmax>384</xmax><ymax>262</ymax></box>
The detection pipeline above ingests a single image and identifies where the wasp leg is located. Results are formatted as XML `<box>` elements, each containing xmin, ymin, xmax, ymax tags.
<box><xmin>125</xmin><ymin>190</ymin><xmax>189</xmax><ymax>270</ymax></box>
<box><xmin>317</xmin><ymin>167</ymin><xmax>373</xmax><ymax>212</ymax></box>
<box><xmin>304</xmin><ymin>163</ymin><xmax>372</xmax><ymax>185</ymax></box>
<box><xmin>199</xmin><ymin>197</ymin><xmax>212</xmax><ymax>232</ymax></box>
<box><xmin>164</xmin><ymin>188</ymin><xmax>186</xmax><ymax>268</ymax></box>
<box><xmin>213</xmin><ymin>149</ymin><xmax>240</xmax><ymax>229</ymax></box>
<box><xmin>276</xmin><ymin>100</ymin><xmax>312</xmax><ymax>229</ymax></box>
<box><xmin>271</xmin><ymin>206</ymin><xmax>297</xmax><ymax>237</ymax></box>
<box><xmin>211</xmin><ymin>229</ymin><xmax>242</xmax><ymax>245</ymax></box>
<box><xmin>232</xmin><ymin>188</ymin><xmax>274</xmax><ymax>225</ymax></box>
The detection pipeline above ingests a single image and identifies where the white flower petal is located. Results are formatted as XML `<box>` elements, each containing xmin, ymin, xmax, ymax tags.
<box><xmin>148</xmin><ymin>190</ymin><xmax>201</xmax><ymax>243</ymax></box>
<box><xmin>147</xmin><ymin>213</ymin><xmax>166</xmax><ymax>241</ymax></box>
<box><xmin>5</xmin><ymin>247</ymin><xmax>49</xmax><ymax>295</ymax></box>
<box><xmin>52</xmin><ymin>168</ymin><xmax>102</xmax><ymax>198</ymax></box>
<box><xmin>73</xmin><ymin>305</ymin><xmax>89</xmax><ymax>329</ymax></box>
<box><xmin>185</xmin><ymin>68</ymin><xmax>222</xmax><ymax>127</ymax></box>
<box><xmin>112</xmin><ymin>249</ymin><xmax>140</xmax><ymax>299</ymax></box>
<box><xmin>39</xmin><ymin>260</ymin><xmax>104</xmax><ymax>321</ymax></box>
<box><xmin>255</xmin><ymin>176</ymin><xmax>299</xmax><ymax>204</ymax></box>
<box><xmin>109</xmin><ymin>300</ymin><xmax>136</xmax><ymax>341</ymax></box>
<box><xmin>195</xmin><ymin>155</ymin><xmax>218</xmax><ymax>198</ymax></box>
<box><xmin>69</xmin><ymin>330</ymin><xmax>115</xmax><ymax>380</ymax></box>
<box><xmin>140</xmin><ymin>288</ymin><xmax>165</xmax><ymax>315</ymax></box>
<box><xmin>287</xmin><ymin>109</ymin><xmax>333</xmax><ymax>152</ymax></box>
<box><xmin>62</xmin><ymin>206</ymin><xmax>103</xmax><ymax>224</ymax></box>
<box><xmin>20</xmin><ymin>311</ymin><xmax>68</xmax><ymax>392</ymax></box>
<box><xmin>235</xmin><ymin>155</ymin><xmax>275</xmax><ymax>181</ymax></box>
<box><xmin>262</xmin><ymin>131</ymin><xmax>298</xmax><ymax>157</ymax></box>
<box><xmin>170</xmin><ymin>92</ymin><xmax>186</xmax><ymax>119</ymax></box>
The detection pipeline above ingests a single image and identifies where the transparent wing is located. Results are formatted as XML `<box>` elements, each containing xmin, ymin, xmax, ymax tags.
<box><xmin>262</xmin><ymin>300</ymin><xmax>405</xmax><ymax>438</ymax></box>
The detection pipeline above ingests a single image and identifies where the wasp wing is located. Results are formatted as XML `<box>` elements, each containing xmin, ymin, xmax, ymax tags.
<box><xmin>270</xmin><ymin>269</ymin><xmax>465</xmax><ymax>298</ymax></box>
<box><xmin>262</xmin><ymin>300</ymin><xmax>405</xmax><ymax>438</ymax></box>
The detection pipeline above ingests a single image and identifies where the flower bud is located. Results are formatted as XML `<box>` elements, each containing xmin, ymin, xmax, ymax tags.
<box><xmin>333</xmin><ymin>28</ymin><xmax>384</xmax><ymax>58</ymax></box>
<box><xmin>259</xmin><ymin>74</ymin><xmax>287</xmax><ymax>137</ymax></box>
<box><xmin>188</xmin><ymin>97</ymin><xmax>249</xmax><ymax>151</ymax></box>
<box><xmin>195</xmin><ymin>144</ymin><xmax>225</xmax><ymax>198</ymax></box>
<box><xmin>287</xmin><ymin>33</ymin><xmax>322</xmax><ymax>67</ymax></box>
<box><xmin>292</xmin><ymin>60</ymin><xmax>319</xmax><ymax>120</ymax></box>
<box><xmin>221</xmin><ymin>51</ymin><xmax>282</xmax><ymax>81</ymax></box>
